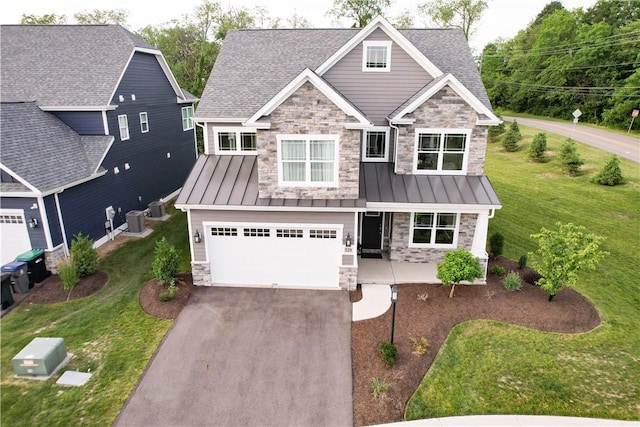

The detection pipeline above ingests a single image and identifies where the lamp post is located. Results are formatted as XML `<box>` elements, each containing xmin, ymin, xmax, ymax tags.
<box><xmin>390</xmin><ymin>285</ymin><xmax>398</xmax><ymax>344</ymax></box>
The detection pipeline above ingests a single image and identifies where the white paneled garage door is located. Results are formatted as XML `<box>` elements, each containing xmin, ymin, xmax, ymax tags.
<box><xmin>0</xmin><ymin>210</ymin><xmax>31</xmax><ymax>265</ymax></box>
<box><xmin>207</xmin><ymin>223</ymin><xmax>342</xmax><ymax>288</ymax></box>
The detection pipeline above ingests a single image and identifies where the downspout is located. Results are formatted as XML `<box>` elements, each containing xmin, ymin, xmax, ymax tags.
<box><xmin>54</xmin><ymin>191</ymin><xmax>70</xmax><ymax>256</ymax></box>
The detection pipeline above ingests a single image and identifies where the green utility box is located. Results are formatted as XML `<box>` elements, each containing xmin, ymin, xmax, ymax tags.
<box><xmin>12</xmin><ymin>338</ymin><xmax>67</xmax><ymax>376</ymax></box>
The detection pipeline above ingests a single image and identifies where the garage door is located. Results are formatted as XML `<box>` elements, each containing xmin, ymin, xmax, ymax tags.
<box><xmin>207</xmin><ymin>224</ymin><xmax>342</xmax><ymax>288</ymax></box>
<box><xmin>0</xmin><ymin>210</ymin><xmax>31</xmax><ymax>265</ymax></box>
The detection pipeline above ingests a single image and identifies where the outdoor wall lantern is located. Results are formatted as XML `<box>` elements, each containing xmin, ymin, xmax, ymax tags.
<box><xmin>345</xmin><ymin>233</ymin><xmax>352</xmax><ymax>247</ymax></box>
<box><xmin>390</xmin><ymin>285</ymin><xmax>398</xmax><ymax>344</ymax></box>
<box><xmin>194</xmin><ymin>230</ymin><xmax>202</xmax><ymax>244</ymax></box>
<box><xmin>29</xmin><ymin>217</ymin><xmax>38</xmax><ymax>229</ymax></box>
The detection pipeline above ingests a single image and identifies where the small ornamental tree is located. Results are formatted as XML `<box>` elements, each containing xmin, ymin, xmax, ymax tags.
<box><xmin>501</xmin><ymin>130</ymin><xmax>519</xmax><ymax>152</ymax></box>
<box><xmin>509</xmin><ymin>119</ymin><xmax>522</xmax><ymax>140</ymax></box>
<box><xmin>529</xmin><ymin>222</ymin><xmax>607</xmax><ymax>301</ymax></box>
<box><xmin>70</xmin><ymin>232</ymin><xmax>98</xmax><ymax>277</ymax></box>
<box><xmin>559</xmin><ymin>139</ymin><xmax>584</xmax><ymax>176</ymax></box>
<box><xmin>152</xmin><ymin>237</ymin><xmax>180</xmax><ymax>285</ymax></box>
<box><xmin>593</xmin><ymin>155</ymin><xmax>623</xmax><ymax>186</ymax></box>
<box><xmin>437</xmin><ymin>248</ymin><xmax>484</xmax><ymax>298</ymax></box>
<box><xmin>528</xmin><ymin>132</ymin><xmax>548</xmax><ymax>162</ymax></box>
<box><xmin>57</xmin><ymin>258</ymin><xmax>79</xmax><ymax>302</ymax></box>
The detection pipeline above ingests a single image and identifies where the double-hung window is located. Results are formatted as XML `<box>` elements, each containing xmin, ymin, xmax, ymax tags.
<box><xmin>118</xmin><ymin>114</ymin><xmax>129</xmax><ymax>141</ymax></box>
<box><xmin>362</xmin><ymin>41</ymin><xmax>392</xmax><ymax>72</ymax></box>
<box><xmin>278</xmin><ymin>135</ymin><xmax>338</xmax><ymax>186</ymax></box>
<box><xmin>182</xmin><ymin>106</ymin><xmax>194</xmax><ymax>131</ymax></box>
<box><xmin>410</xmin><ymin>212</ymin><xmax>458</xmax><ymax>247</ymax></box>
<box><xmin>362</xmin><ymin>127</ymin><xmax>390</xmax><ymax>161</ymax></box>
<box><xmin>213</xmin><ymin>128</ymin><xmax>257</xmax><ymax>154</ymax></box>
<box><xmin>414</xmin><ymin>128</ymin><xmax>470</xmax><ymax>174</ymax></box>
<box><xmin>139</xmin><ymin>112</ymin><xmax>149</xmax><ymax>133</ymax></box>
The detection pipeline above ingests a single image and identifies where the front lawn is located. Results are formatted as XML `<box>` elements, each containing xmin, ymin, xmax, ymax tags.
<box><xmin>0</xmin><ymin>205</ymin><xmax>191</xmax><ymax>426</ymax></box>
<box><xmin>405</xmin><ymin>126</ymin><xmax>640</xmax><ymax>420</ymax></box>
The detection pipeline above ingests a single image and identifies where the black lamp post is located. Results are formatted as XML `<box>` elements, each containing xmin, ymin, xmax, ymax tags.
<box><xmin>390</xmin><ymin>285</ymin><xmax>398</xmax><ymax>344</ymax></box>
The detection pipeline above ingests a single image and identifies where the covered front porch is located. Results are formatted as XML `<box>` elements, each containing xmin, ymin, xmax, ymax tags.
<box><xmin>357</xmin><ymin>253</ymin><xmax>486</xmax><ymax>285</ymax></box>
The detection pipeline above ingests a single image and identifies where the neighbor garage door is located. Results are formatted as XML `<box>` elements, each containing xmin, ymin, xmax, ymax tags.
<box><xmin>207</xmin><ymin>224</ymin><xmax>342</xmax><ymax>288</ymax></box>
<box><xmin>0</xmin><ymin>210</ymin><xmax>31</xmax><ymax>265</ymax></box>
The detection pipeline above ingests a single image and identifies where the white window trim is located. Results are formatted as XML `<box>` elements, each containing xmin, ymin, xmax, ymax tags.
<box><xmin>139</xmin><ymin>112</ymin><xmax>149</xmax><ymax>133</ymax></box>
<box><xmin>118</xmin><ymin>114</ymin><xmax>129</xmax><ymax>141</ymax></box>
<box><xmin>277</xmin><ymin>134</ymin><xmax>339</xmax><ymax>187</ymax></box>
<box><xmin>413</xmin><ymin>128</ymin><xmax>471</xmax><ymax>175</ymax></box>
<box><xmin>213</xmin><ymin>127</ymin><xmax>258</xmax><ymax>155</ymax></box>
<box><xmin>408</xmin><ymin>212</ymin><xmax>460</xmax><ymax>249</ymax></box>
<box><xmin>362</xmin><ymin>40</ymin><xmax>392</xmax><ymax>72</ymax></box>
<box><xmin>362</xmin><ymin>127</ymin><xmax>390</xmax><ymax>162</ymax></box>
<box><xmin>182</xmin><ymin>106</ymin><xmax>194</xmax><ymax>131</ymax></box>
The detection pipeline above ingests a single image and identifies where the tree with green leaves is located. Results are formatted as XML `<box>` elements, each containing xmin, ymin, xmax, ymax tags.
<box><xmin>327</xmin><ymin>0</ymin><xmax>392</xmax><ymax>28</ymax></box>
<box><xmin>419</xmin><ymin>0</ymin><xmax>488</xmax><ymax>40</ymax></box>
<box><xmin>528</xmin><ymin>132</ymin><xmax>548</xmax><ymax>162</ymax></box>
<box><xmin>74</xmin><ymin>9</ymin><xmax>128</xmax><ymax>25</ymax></box>
<box><xmin>393</xmin><ymin>10</ymin><xmax>414</xmax><ymax>28</ymax></box>
<box><xmin>529</xmin><ymin>222</ymin><xmax>607</xmax><ymax>301</ymax></box>
<box><xmin>70</xmin><ymin>233</ymin><xmax>98</xmax><ymax>278</ymax></box>
<box><xmin>20</xmin><ymin>14</ymin><xmax>67</xmax><ymax>24</ymax></box>
<box><xmin>437</xmin><ymin>248</ymin><xmax>484</xmax><ymax>298</ymax></box>
<box><xmin>593</xmin><ymin>155</ymin><xmax>623</xmax><ymax>186</ymax></box>
<box><xmin>152</xmin><ymin>237</ymin><xmax>180</xmax><ymax>285</ymax></box>
<box><xmin>501</xmin><ymin>129</ymin><xmax>519</xmax><ymax>152</ymax></box>
<box><xmin>559</xmin><ymin>139</ymin><xmax>584</xmax><ymax>176</ymax></box>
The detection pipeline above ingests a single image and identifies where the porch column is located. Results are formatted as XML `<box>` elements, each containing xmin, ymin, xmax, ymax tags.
<box><xmin>471</xmin><ymin>211</ymin><xmax>490</xmax><ymax>278</ymax></box>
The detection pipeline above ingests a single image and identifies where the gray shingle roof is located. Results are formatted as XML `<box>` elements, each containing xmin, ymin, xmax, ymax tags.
<box><xmin>360</xmin><ymin>162</ymin><xmax>501</xmax><ymax>207</ymax></box>
<box><xmin>1</xmin><ymin>25</ymin><xmax>156</xmax><ymax>106</ymax></box>
<box><xmin>196</xmin><ymin>26</ymin><xmax>491</xmax><ymax>119</ymax></box>
<box><xmin>0</xmin><ymin>102</ymin><xmax>108</xmax><ymax>192</ymax></box>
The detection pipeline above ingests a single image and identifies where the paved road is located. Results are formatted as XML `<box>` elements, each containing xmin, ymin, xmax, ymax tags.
<box><xmin>503</xmin><ymin>116</ymin><xmax>639</xmax><ymax>162</ymax></box>
<box><xmin>115</xmin><ymin>287</ymin><xmax>353</xmax><ymax>427</ymax></box>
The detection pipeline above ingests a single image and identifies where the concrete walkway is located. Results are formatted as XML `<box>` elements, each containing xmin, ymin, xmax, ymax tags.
<box><xmin>376</xmin><ymin>415</ymin><xmax>640</xmax><ymax>426</ymax></box>
<box><xmin>353</xmin><ymin>284</ymin><xmax>391</xmax><ymax>321</ymax></box>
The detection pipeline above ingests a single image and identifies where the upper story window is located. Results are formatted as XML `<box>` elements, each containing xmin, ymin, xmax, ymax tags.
<box><xmin>139</xmin><ymin>112</ymin><xmax>149</xmax><ymax>133</ymax></box>
<box><xmin>213</xmin><ymin>128</ymin><xmax>257</xmax><ymax>154</ymax></box>
<box><xmin>414</xmin><ymin>128</ymin><xmax>471</xmax><ymax>174</ymax></box>
<box><xmin>118</xmin><ymin>114</ymin><xmax>129</xmax><ymax>141</ymax></box>
<box><xmin>362</xmin><ymin>127</ymin><xmax>390</xmax><ymax>162</ymax></box>
<box><xmin>362</xmin><ymin>41</ymin><xmax>392</xmax><ymax>72</ymax></box>
<box><xmin>410</xmin><ymin>212</ymin><xmax>459</xmax><ymax>248</ymax></box>
<box><xmin>277</xmin><ymin>135</ymin><xmax>338</xmax><ymax>187</ymax></box>
<box><xmin>182</xmin><ymin>106</ymin><xmax>194</xmax><ymax>131</ymax></box>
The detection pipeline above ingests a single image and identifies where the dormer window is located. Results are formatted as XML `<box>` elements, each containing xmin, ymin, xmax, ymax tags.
<box><xmin>213</xmin><ymin>128</ymin><xmax>257</xmax><ymax>154</ymax></box>
<box><xmin>362</xmin><ymin>41</ymin><xmax>392</xmax><ymax>72</ymax></box>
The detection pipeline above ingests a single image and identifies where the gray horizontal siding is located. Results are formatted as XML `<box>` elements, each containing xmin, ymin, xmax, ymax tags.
<box><xmin>189</xmin><ymin>210</ymin><xmax>355</xmax><ymax>261</ymax></box>
<box><xmin>323</xmin><ymin>28</ymin><xmax>432</xmax><ymax>126</ymax></box>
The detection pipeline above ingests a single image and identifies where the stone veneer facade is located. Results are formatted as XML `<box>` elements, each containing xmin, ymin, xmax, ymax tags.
<box><xmin>44</xmin><ymin>245</ymin><xmax>66</xmax><ymax>274</ymax></box>
<box><xmin>395</xmin><ymin>86</ymin><xmax>487</xmax><ymax>176</ymax></box>
<box><xmin>257</xmin><ymin>82</ymin><xmax>361</xmax><ymax>199</ymax></box>
<box><xmin>389</xmin><ymin>212</ymin><xmax>478</xmax><ymax>263</ymax></box>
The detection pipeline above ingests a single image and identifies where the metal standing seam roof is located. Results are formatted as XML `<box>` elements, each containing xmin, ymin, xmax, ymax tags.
<box><xmin>196</xmin><ymin>27</ymin><xmax>492</xmax><ymax>119</ymax></box>
<box><xmin>359</xmin><ymin>162</ymin><xmax>501</xmax><ymax>207</ymax></box>
<box><xmin>1</xmin><ymin>24</ymin><xmax>158</xmax><ymax>106</ymax></box>
<box><xmin>0</xmin><ymin>102</ymin><xmax>110</xmax><ymax>193</ymax></box>
<box><xmin>175</xmin><ymin>155</ymin><xmax>366</xmax><ymax>209</ymax></box>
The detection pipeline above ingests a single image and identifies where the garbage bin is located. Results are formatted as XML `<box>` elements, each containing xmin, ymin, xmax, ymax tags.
<box><xmin>15</xmin><ymin>249</ymin><xmax>50</xmax><ymax>286</ymax></box>
<box><xmin>1</xmin><ymin>261</ymin><xmax>30</xmax><ymax>294</ymax></box>
<box><xmin>1</xmin><ymin>273</ymin><xmax>14</xmax><ymax>309</ymax></box>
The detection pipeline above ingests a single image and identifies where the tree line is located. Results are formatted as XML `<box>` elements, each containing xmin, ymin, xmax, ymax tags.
<box><xmin>480</xmin><ymin>0</ymin><xmax>640</xmax><ymax>130</ymax></box>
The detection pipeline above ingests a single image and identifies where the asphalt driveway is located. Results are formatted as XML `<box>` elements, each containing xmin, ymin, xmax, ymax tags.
<box><xmin>115</xmin><ymin>286</ymin><xmax>353</xmax><ymax>427</ymax></box>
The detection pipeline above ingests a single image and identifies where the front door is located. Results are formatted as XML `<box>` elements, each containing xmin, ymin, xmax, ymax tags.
<box><xmin>361</xmin><ymin>212</ymin><xmax>383</xmax><ymax>251</ymax></box>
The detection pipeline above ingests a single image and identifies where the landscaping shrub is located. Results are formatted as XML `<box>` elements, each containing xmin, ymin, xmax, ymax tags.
<box><xmin>70</xmin><ymin>232</ymin><xmax>98</xmax><ymax>277</ymax></box>
<box><xmin>410</xmin><ymin>337</ymin><xmax>429</xmax><ymax>356</ymax></box>
<box><xmin>501</xmin><ymin>130</ymin><xmax>519</xmax><ymax>152</ymax></box>
<box><xmin>518</xmin><ymin>254</ymin><xmax>528</xmax><ymax>269</ymax></box>
<box><xmin>57</xmin><ymin>259</ymin><xmax>79</xmax><ymax>301</ymax></box>
<box><xmin>559</xmin><ymin>139</ymin><xmax>584</xmax><ymax>176</ymax></box>
<box><xmin>503</xmin><ymin>271</ymin><xmax>522</xmax><ymax>291</ymax></box>
<box><xmin>378</xmin><ymin>341</ymin><xmax>398</xmax><ymax>365</ymax></box>
<box><xmin>371</xmin><ymin>378</ymin><xmax>389</xmax><ymax>398</ymax></box>
<box><xmin>593</xmin><ymin>155</ymin><xmax>623</xmax><ymax>186</ymax></box>
<box><xmin>489</xmin><ymin>232</ymin><xmax>504</xmax><ymax>258</ymax></box>
<box><xmin>509</xmin><ymin>119</ymin><xmax>522</xmax><ymax>140</ymax></box>
<box><xmin>437</xmin><ymin>248</ymin><xmax>484</xmax><ymax>297</ymax></box>
<box><xmin>152</xmin><ymin>237</ymin><xmax>180</xmax><ymax>284</ymax></box>
<box><xmin>159</xmin><ymin>280</ymin><xmax>178</xmax><ymax>302</ymax></box>
<box><xmin>487</xmin><ymin>119</ymin><xmax>505</xmax><ymax>142</ymax></box>
<box><xmin>490</xmin><ymin>265</ymin><xmax>506</xmax><ymax>275</ymax></box>
<box><xmin>528</xmin><ymin>133</ymin><xmax>548</xmax><ymax>162</ymax></box>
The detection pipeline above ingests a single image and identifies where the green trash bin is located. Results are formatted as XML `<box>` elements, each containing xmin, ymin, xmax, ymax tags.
<box><xmin>15</xmin><ymin>249</ymin><xmax>50</xmax><ymax>286</ymax></box>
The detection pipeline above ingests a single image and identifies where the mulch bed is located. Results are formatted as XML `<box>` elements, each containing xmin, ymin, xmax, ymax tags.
<box><xmin>138</xmin><ymin>273</ymin><xmax>194</xmax><ymax>319</ymax></box>
<box><xmin>25</xmin><ymin>270</ymin><xmax>109</xmax><ymax>304</ymax></box>
<box><xmin>351</xmin><ymin>257</ymin><xmax>601</xmax><ymax>427</ymax></box>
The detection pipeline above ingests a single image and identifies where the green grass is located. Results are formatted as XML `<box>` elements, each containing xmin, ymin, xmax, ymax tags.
<box><xmin>405</xmin><ymin>126</ymin><xmax>640</xmax><ymax>420</ymax></box>
<box><xmin>0</xmin><ymin>204</ymin><xmax>191</xmax><ymax>426</ymax></box>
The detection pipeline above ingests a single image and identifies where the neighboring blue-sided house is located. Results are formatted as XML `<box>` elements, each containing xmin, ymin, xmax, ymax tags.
<box><xmin>0</xmin><ymin>25</ymin><xmax>198</xmax><ymax>269</ymax></box>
